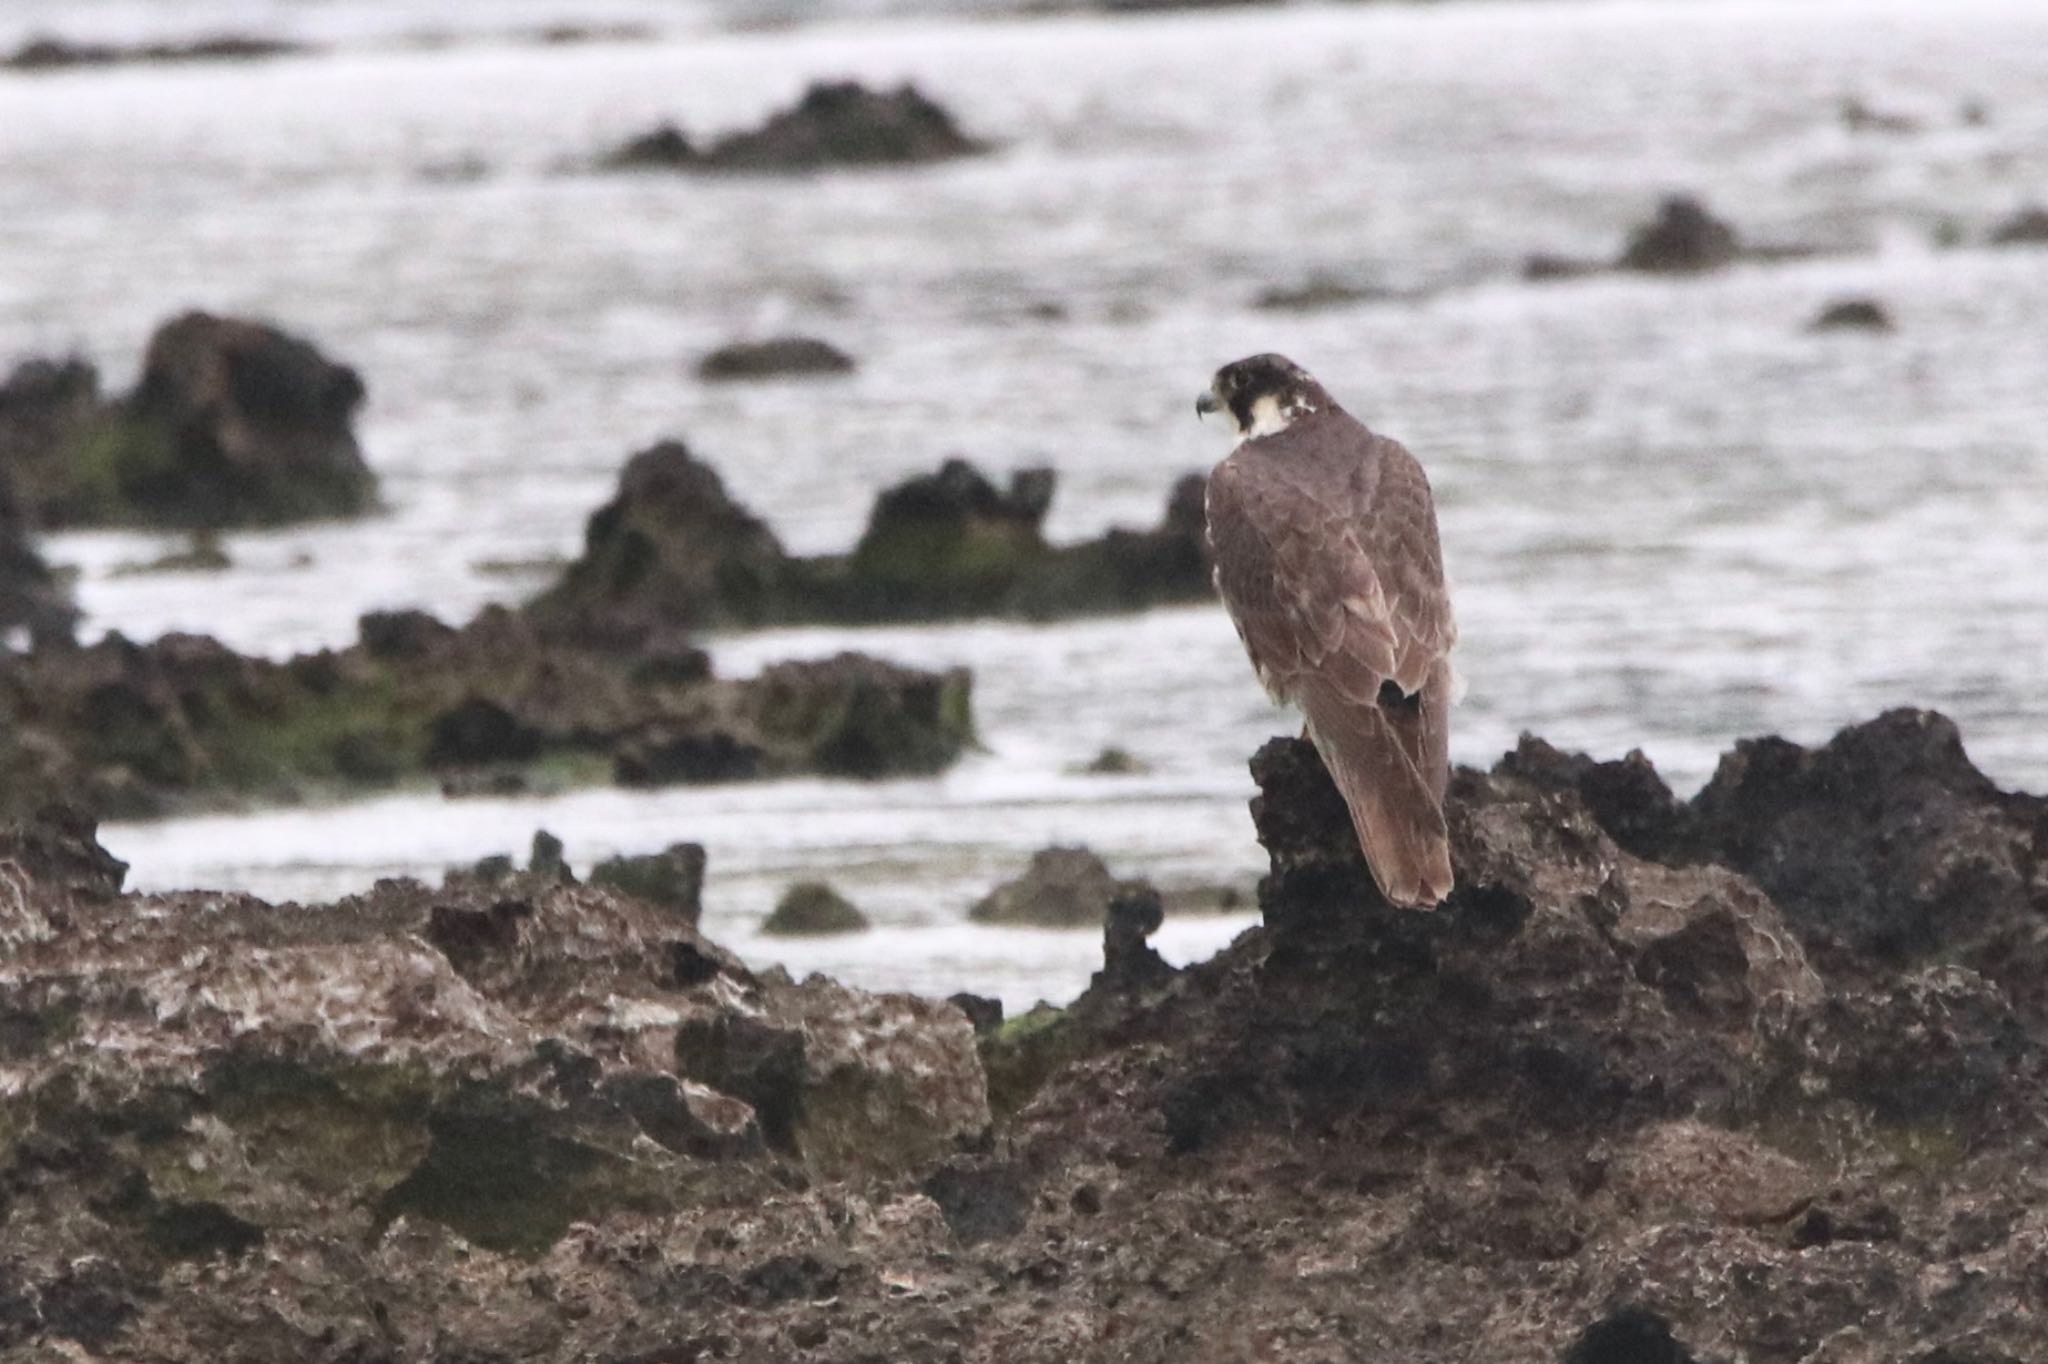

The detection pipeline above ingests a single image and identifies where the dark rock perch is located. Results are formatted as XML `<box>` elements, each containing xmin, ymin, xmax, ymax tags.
<box><xmin>0</xmin><ymin>313</ymin><xmax>378</xmax><ymax>528</ymax></box>
<box><xmin>696</xmin><ymin>336</ymin><xmax>855</xmax><ymax>382</ymax></box>
<box><xmin>528</xmin><ymin>442</ymin><xmax>1211</xmax><ymax>640</ymax></box>
<box><xmin>602</xmin><ymin>80</ymin><xmax>985</xmax><ymax>174</ymax></box>
<box><xmin>1</xmin><ymin>711</ymin><xmax>2046</xmax><ymax>1358</ymax></box>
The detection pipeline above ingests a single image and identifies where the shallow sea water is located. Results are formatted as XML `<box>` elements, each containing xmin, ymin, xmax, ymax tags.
<box><xmin>5</xmin><ymin>0</ymin><xmax>2045</xmax><ymax>1008</ymax></box>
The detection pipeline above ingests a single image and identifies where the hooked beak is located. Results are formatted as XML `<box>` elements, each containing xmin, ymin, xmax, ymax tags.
<box><xmin>1195</xmin><ymin>391</ymin><xmax>1219</xmax><ymax>420</ymax></box>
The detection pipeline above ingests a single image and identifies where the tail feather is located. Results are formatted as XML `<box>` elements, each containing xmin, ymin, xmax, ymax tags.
<box><xmin>1300</xmin><ymin>672</ymin><xmax>1453</xmax><ymax>909</ymax></box>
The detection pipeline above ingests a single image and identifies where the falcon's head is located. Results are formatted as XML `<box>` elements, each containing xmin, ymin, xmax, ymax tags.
<box><xmin>1196</xmin><ymin>353</ymin><xmax>1331</xmax><ymax>443</ymax></box>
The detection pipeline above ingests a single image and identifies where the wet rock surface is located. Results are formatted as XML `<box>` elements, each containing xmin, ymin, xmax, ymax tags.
<box><xmin>533</xmin><ymin>443</ymin><xmax>1211</xmax><ymax>636</ymax></box>
<box><xmin>763</xmin><ymin>880</ymin><xmax>871</xmax><ymax>935</ymax></box>
<box><xmin>603</xmin><ymin>80</ymin><xmax>986</xmax><ymax>174</ymax></box>
<box><xmin>0</xmin><ymin>608</ymin><xmax>972</xmax><ymax>821</ymax></box>
<box><xmin>1809</xmin><ymin>297</ymin><xmax>1895</xmax><ymax>332</ymax></box>
<box><xmin>0</xmin><ymin>313</ymin><xmax>377</xmax><ymax>528</ymax></box>
<box><xmin>697</xmin><ymin>336</ymin><xmax>856</xmax><ymax>381</ymax></box>
<box><xmin>4</xmin><ymin>708</ymin><xmax>2046</xmax><ymax>1361</ymax></box>
<box><xmin>1620</xmin><ymin>194</ymin><xmax>1743</xmax><ymax>271</ymax></box>
<box><xmin>3</xmin><ymin>32</ymin><xmax>308</xmax><ymax>70</ymax></box>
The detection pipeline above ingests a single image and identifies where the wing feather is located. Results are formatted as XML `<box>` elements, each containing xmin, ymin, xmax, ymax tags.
<box><xmin>1205</xmin><ymin>408</ymin><xmax>1458</xmax><ymax>906</ymax></box>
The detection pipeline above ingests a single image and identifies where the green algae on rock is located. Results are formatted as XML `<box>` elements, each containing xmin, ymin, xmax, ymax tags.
<box><xmin>601</xmin><ymin>80</ymin><xmax>987</xmax><ymax>174</ymax></box>
<box><xmin>0</xmin><ymin>313</ymin><xmax>378</xmax><ymax>529</ymax></box>
<box><xmin>0</xmin><ymin>610</ymin><xmax>973</xmax><ymax>821</ymax></box>
<box><xmin>761</xmin><ymin>881</ymin><xmax>870</xmax><ymax>936</ymax></box>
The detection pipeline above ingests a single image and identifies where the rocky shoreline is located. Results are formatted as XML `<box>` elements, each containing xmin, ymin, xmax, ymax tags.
<box><xmin>529</xmin><ymin>443</ymin><xmax>1211</xmax><ymax>642</ymax></box>
<box><xmin>0</xmin><ymin>707</ymin><xmax>2041</xmax><ymax>1361</ymax></box>
<box><xmin>0</xmin><ymin>378</ymin><xmax>1211</xmax><ymax>823</ymax></box>
<box><xmin>0</xmin><ymin>612</ymin><xmax>971</xmax><ymax>821</ymax></box>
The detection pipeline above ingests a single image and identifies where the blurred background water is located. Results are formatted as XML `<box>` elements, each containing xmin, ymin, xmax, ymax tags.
<box><xmin>4</xmin><ymin>0</ymin><xmax>2045</xmax><ymax>1009</ymax></box>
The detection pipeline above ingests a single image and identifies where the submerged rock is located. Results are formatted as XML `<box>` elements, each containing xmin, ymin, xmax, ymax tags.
<box><xmin>3</xmin><ymin>32</ymin><xmax>307</xmax><ymax>70</ymax></box>
<box><xmin>762</xmin><ymin>881</ymin><xmax>870</xmax><ymax>936</ymax></box>
<box><xmin>1619</xmin><ymin>194</ymin><xmax>1742</xmax><ymax>272</ymax></box>
<box><xmin>697</xmin><ymin>335</ymin><xmax>855</xmax><ymax>381</ymax></box>
<box><xmin>1078</xmin><ymin>745</ymin><xmax>1148</xmax><ymax>775</ymax></box>
<box><xmin>1809</xmin><ymin>297</ymin><xmax>1894</xmax><ymax>332</ymax></box>
<box><xmin>0</xmin><ymin>314</ymin><xmax>378</xmax><ymax>528</ymax></box>
<box><xmin>1252</xmin><ymin>277</ymin><xmax>1400</xmax><ymax>312</ymax></box>
<box><xmin>530</xmin><ymin>444</ymin><xmax>1211</xmax><ymax>634</ymax></box>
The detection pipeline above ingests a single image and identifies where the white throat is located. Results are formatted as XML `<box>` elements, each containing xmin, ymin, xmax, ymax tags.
<box><xmin>1236</xmin><ymin>393</ymin><xmax>1314</xmax><ymax>445</ymax></box>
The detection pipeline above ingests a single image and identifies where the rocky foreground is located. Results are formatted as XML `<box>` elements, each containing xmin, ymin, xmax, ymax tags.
<box><xmin>0</xmin><ymin>708</ymin><xmax>2043</xmax><ymax>1362</ymax></box>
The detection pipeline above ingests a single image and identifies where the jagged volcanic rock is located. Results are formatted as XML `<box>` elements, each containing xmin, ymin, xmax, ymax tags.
<box><xmin>0</xmin><ymin>314</ymin><xmax>377</xmax><ymax>528</ymax></box>
<box><xmin>3</xmin><ymin>711</ymin><xmax>2046</xmax><ymax>1360</ymax></box>
<box><xmin>530</xmin><ymin>443</ymin><xmax>1211</xmax><ymax>635</ymax></box>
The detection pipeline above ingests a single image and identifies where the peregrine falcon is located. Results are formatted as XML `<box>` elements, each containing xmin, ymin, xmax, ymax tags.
<box><xmin>1198</xmin><ymin>353</ymin><xmax>1457</xmax><ymax>908</ymax></box>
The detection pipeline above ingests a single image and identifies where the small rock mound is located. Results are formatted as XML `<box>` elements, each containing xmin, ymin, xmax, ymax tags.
<box><xmin>707</xmin><ymin>81</ymin><xmax>984</xmax><ymax>172</ymax></box>
<box><xmin>602</xmin><ymin>80</ymin><xmax>984</xmax><ymax>174</ymax></box>
<box><xmin>762</xmin><ymin>881</ymin><xmax>870</xmax><ymax>936</ymax></box>
<box><xmin>1619</xmin><ymin>194</ymin><xmax>1741</xmax><ymax>272</ymax></box>
<box><xmin>1989</xmin><ymin>205</ymin><xmax>2048</xmax><ymax>246</ymax></box>
<box><xmin>1808</xmin><ymin>297</ymin><xmax>1894</xmax><ymax>332</ymax></box>
<box><xmin>969</xmin><ymin>846</ymin><xmax>1135</xmax><ymax>927</ymax></box>
<box><xmin>601</xmin><ymin>122</ymin><xmax>695</xmax><ymax>169</ymax></box>
<box><xmin>1079</xmin><ymin>746</ymin><xmax>1148</xmax><ymax>775</ymax></box>
<box><xmin>697</xmin><ymin>336</ymin><xmax>855</xmax><ymax>382</ymax></box>
<box><xmin>1252</xmin><ymin>277</ymin><xmax>1396</xmax><ymax>312</ymax></box>
<box><xmin>526</xmin><ymin>439</ymin><xmax>792</xmax><ymax>644</ymax></box>
<box><xmin>528</xmin><ymin>447</ymin><xmax>1211</xmax><ymax>632</ymax></box>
